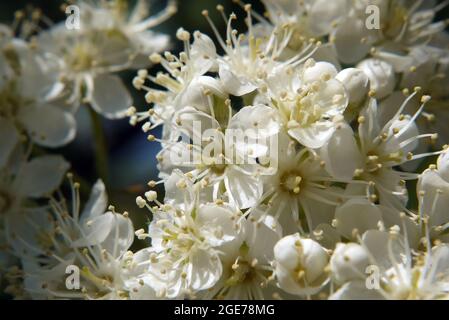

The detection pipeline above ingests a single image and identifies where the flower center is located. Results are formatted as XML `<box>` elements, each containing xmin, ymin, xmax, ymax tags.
<box><xmin>280</xmin><ymin>171</ymin><xmax>303</xmax><ymax>195</ymax></box>
<box><xmin>365</xmin><ymin>150</ymin><xmax>403</xmax><ymax>174</ymax></box>
<box><xmin>80</xmin><ymin>266</ymin><xmax>128</xmax><ymax>299</ymax></box>
<box><xmin>285</xmin><ymin>81</ymin><xmax>334</xmax><ymax>129</ymax></box>
<box><xmin>225</xmin><ymin>259</ymin><xmax>262</xmax><ymax>287</ymax></box>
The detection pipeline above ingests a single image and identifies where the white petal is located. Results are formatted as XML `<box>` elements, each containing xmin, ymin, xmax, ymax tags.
<box><xmin>80</xmin><ymin>179</ymin><xmax>108</xmax><ymax>224</ymax></box>
<box><xmin>19</xmin><ymin>104</ymin><xmax>76</xmax><ymax>148</ymax></box>
<box><xmin>274</xmin><ymin>235</ymin><xmax>301</xmax><ymax>270</ymax></box>
<box><xmin>6</xmin><ymin>208</ymin><xmax>52</xmax><ymax>257</ymax></box>
<box><xmin>336</xmin><ymin>68</ymin><xmax>370</xmax><ymax>106</ymax></box>
<box><xmin>331</xmin><ymin>243</ymin><xmax>370</xmax><ymax>284</ymax></box>
<box><xmin>418</xmin><ymin>169</ymin><xmax>449</xmax><ymax>227</ymax></box>
<box><xmin>197</xmin><ymin>204</ymin><xmax>238</xmax><ymax>247</ymax></box>
<box><xmin>437</xmin><ymin>151</ymin><xmax>449</xmax><ymax>182</ymax></box>
<box><xmin>14</xmin><ymin>155</ymin><xmax>69</xmax><ymax>198</ymax></box>
<box><xmin>73</xmin><ymin>212</ymin><xmax>133</xmax><ymax>258</ymax></box>
<box><xmin>246</xmin><ymin>211</ymin><xmax>282</xmax><ymax>262</ymax></box>
<box><xmin>191</xmin><ymin>32</ymin><xmax>217</xmax><ymax>74</ymax></box>
<box><xmin>357</xmin><ymin>59</ymin><xmax>396</xmax><ymax>99</ymax></box>
<box><xmin>361</xmin><ymin>230</ymin><xmax>405</xmax><ymax>270</ymax></box>
<box><xmin>218</xmin><ymin>63</ymin><xmax>257</xmax><ymax>96</ymax></box>
<box><xmin>224</xmin><ymin>167</ymin><xmax>263</xmax><ymax>209</ymax></box>
<box><xmin>320</xmin><ymin>124</ymin><xmax>363</xmax><ymax>180</ymax></box>
<box><xmin>302</xmin><ymin>62</ymin><xmax>338</xmax><ymax>84</ymax></box>
<box><xmin>333</xmin><ymin>17</ymin><xmax>372</xmax><ymax>64</ymax></box>
<box><xmin>335</xmin><ymin>199</ymin><xmax>383</xmax><ymax>240</ymax></box>
<box><xmin>314</xmin><ymin>78</ymin><xmax>348</xmax><ymax>115</ymax></box>
<box><xmin>175</xmin><ymin>76</ymin><xmax>226</xmax><ymax>113</ymax></box>
<box><xmin>307</xmin><ymin>0</ymin><xmax>348</xmax><ymax>36</ymax></box>
<box><xmin>187</xmin><ymin>250</ymin><xmax>222</xmax><ymax>291</ymax></box>
<box><xmin>288</xmin><ymin>121</ymin><xmax>336</xmax><ymax>149</ymax></box>
<box><xmin>91</xmin><ymin>74</ymin><xmax>132</xmax><ymax>119</ymax></box>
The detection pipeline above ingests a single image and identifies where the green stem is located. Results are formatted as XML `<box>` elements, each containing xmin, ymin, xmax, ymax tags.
<box><xmin>89</xmin><ymin>107</ymin><xmax>109</xmax><ymax>185</ymax></box>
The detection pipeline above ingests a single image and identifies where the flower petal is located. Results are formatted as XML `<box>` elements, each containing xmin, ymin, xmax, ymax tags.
<box><xmin>90</xmin><ymin>74</ymin><xmax>132</xmax><ymax>119</ymax></box>
<box><xmin>320</xmin><ymin>124</ymin><xmax>363</xmax><ymax>180</ymax></box>
<box><xmin>224</xmin><ymin>166</ymin><xmax>263</xmax><ymax>209</ymax></box>
<box><xmin>80</xmin><ymin>179</ymin><xmax>108</xmax><ymax>224</ymax></box>
<box><xmin>14</xmin><ymin>155</ymin><xmax>69</xmax><ymax>198</ymax></box>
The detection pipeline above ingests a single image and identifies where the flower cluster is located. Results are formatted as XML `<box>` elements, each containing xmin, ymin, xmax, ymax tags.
<box><xmin>2</xmin><ymin>0</ymin><xmax>449</xmax><ymax>300</ymax></box>
<box><xmin>0</xmin><ymin>0</ymin><xmax>174</xmax><ymax>298</ymax></box>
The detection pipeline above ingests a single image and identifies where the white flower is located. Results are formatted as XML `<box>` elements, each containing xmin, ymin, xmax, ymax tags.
<box><xmin>417</xmin><ymin>149</ymin><xmax>449</xmax><ymax>242</ymax></box>
<box><xmin>260</xmin><ymin>0</ymin><xmax>345</xmax><ymax>64</ymax></box>
<box><xmin>122</xmin><ymin>248</ymin><xmax>169</xmax><ymax>300</ymax></box>
<box><xmin>130</xmin><ymin>30</ymin><xmax>221</xmax><ymax>132</ymax></box>
<box><xmin>200</xmin><ymin>5</ymin><xmax>326</xmax><ymax>97</ymax></box>
<box><xmin>265</xmin><ymin>59</ymin><xmax>348</xmax><ymax>148</ymax></box>
<box><xmin>37</xmin><ymin>0</ymin><xmax>175</xmax><ymax>118</ymax></box>
<box><xmin>0</xmin><ymin>141</ymin><xmax>69</xmax><ymax>255</ymax></box>
<box><xmin>78</xmin><ymin>0</ymin><xmax>176</xmax><ymax>69</ymax></box>
<box><xmin>22</xmin><ymin>179</ymin><xmax>135</xmax><ymax>300</ymax></box>
<box><xmin>259</xmin><ymin>132</ymin><xmax>348</xmax><ymax>235</ymax></box>
<box><xmin>332</xmin><ymin>198</ymin><xmax>420</xmax><ymax>248</ymax></box>
<box><xmin>135</xmin><ymin>175</ymin><xmax>245</xmax><ymax>298</ymax></box>
<box><xmin>274</xmin><ymin>234</ymin><xmax>329</xmax><ymax>296</ymax></box>
<box><xmin>330</xmin><ymin>242</ymin><xmax>370</xmax><ymax>285</ymax></box>
<box><xmin>385</xmin><ymin>46</ymin><xmax>449</xmax><ymax>145</ymax></box>
<box><xmin>157</xmin><ymin>104</ymin><xmax>278</xmax><ymax>209</ymax></box>
<box><xmin>336</xmin><ymin>68</ymin><xmax>370</xmax><ymax>112</ymax></box>
<box><xmin>331</xmin><ymin>229</ymin><xmax>449</xmax><ymax>300</ymax></box>
<box><xmin>0</xmin><ymin>39</ymin><xmax>75</xmax><ymax>147</ymax></box>
<box><xmin>322</xmin><ymin>94</ymin><xmax>438</xmax><ymax>210</ymax></box>
<box><xmin>332</xmin><ymin>0</ymin><xmax>449</xmax><ymax>65</ymax></box>
<box><xmin>202</xmin><ymin>210</ymin><xmax>282</xmax><ymax>300</ymax></box>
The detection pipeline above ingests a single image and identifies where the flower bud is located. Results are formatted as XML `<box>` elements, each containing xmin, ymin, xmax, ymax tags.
<box><xmin>336</xmin><ymin>68</ymin><xmax>369</xmax><ymax>106</ymax></box>
<box><xmin>274</xmin><ymin>234</ymin><xmax>329</xmax><ymax>296</ymax></box>
<box><xmin>357</xmin><ymin>59</ymin><xmax>395</xmax><ymax>99</ymax></box>
<box><xmin>330</xmin><ymin>243</ymin><xmax>370</xmax><ymax>284</ymax></box>
<box><xmin>302</xmin><ymin>61</ymin><xmax>338</xmax><ymax>84</ymax></box>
